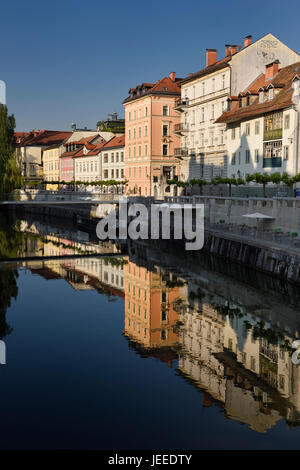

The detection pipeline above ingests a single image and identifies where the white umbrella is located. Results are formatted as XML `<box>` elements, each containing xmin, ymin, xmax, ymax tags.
<box><xmin>242</xmin><ymin>212</ymin><xmax>275</xmax><ymax>219</ymax></box>
<box><xmin>242</xmin><ymin>212</ymin><xmax>275</xmax><ymax>230</ymax></box>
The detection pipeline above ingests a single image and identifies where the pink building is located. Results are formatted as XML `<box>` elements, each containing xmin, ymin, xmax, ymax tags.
<box><xmin>123</xmin><ymin>72</ymin><xmax>181</xmax><ymax>198</ymax></box>
<box><xmin>60</xmin><ymin>135</ymin><xmax>101</xmax><ymax>182</ymax></box>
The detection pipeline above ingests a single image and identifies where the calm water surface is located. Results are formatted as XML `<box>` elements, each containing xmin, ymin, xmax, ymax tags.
<box><xmin>0</xmin><ymin>211</ymin><xmax>300</xmax><ymax>449</ymax></box>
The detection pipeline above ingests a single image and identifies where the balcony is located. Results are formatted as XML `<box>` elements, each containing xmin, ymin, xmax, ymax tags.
<box><xmin>263</xmin><ymin>128</ymin><xmax>282</xmax><ymax>141</ymax></box>
<box><xmin>174</xmin><ymin>123</ymin><xmax>189</xmax><ymax>134</ymax></box>
<box><xmin>263</xmin><ymin>157</ymin><xmax>282</xmax><ymax>168</ymax></box>
<box><xmin>174</xmin><ymin>98</ymin><xmax>189</xmax><ymax>111</ymax></box>
<box><xmin>174</xmin><ymin>148</ymin><xmax>188</xmax><ymax>159</ymax></box>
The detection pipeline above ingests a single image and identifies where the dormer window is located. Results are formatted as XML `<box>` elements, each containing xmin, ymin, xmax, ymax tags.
<box><xmin>268</xmin><ymin>88</ymin><xmax>274</xmax><ymax>100</ymax></box>
<box><xmin>259</xmin><ymin>91</ymin><xmax>264</xmax><ymax>103</ymax></box>
<box><xmin>293</xmin><ymin>78</ymin><xmax>300</xmax><ymax>96</ymax></box>
<box><xmin>163</xmin><ymin>86</ymin><xmax>168</xmax><ymax>92</ymax></box>
<box><xmin>239</xmin><ymin>98</ymin><xmax>242</xmax><ymax>108</ymax></box>
<box><xmin>246</xmin><ymin>95</ymin><xmax>250</xmax><ymax>106</ymax></box>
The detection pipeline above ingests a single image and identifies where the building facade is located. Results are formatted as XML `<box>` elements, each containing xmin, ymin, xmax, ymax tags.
<box><xmin>123</xmin><ymin>73</ymin><xmax>181</xmax><ymax>198</ymax></box>
<box><xmin>216</xmin><ymin>61</ymin><xmax>300</xmax><ymax>180</ymax></box>
<box><xmin>100</xmin><ymin>135</ymin><xmax>125</xmax><ymax>186</ymax></box>
<box><xmin>176</xmin><ymin>33</ymin><xmax>300</xmax><ymax>185</ymax></box>
<box><xmin>15</xmin><ymin>130</ymin><xmax>72</xmax><ymax>183</ymax></box>
<box><xmin>60</xmin><ymin>134</ymin><xmax>104</xmax><ymax>183</ymax></box>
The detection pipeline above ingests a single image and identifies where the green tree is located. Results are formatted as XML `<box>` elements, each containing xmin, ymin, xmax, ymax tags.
<box><xmin>246</xmin><ymin>172</ymin><xmax>271</xmax><ymax>198</ymax></box>
<box><xmin>0</xmin><ymin>104</ymin><xmax>23</xmax><ymax>194</ymax></box>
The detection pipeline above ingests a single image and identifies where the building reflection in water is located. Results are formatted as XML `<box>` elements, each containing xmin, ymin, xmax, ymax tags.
<box><xmin>2</xmin><ymin>213</ymin><xmax>300</xmax><ymax>434</ymax></box>
<box><xmin>123</xmin><ymin>244</ymin><xmax>300</xmax><ymax>433</ymax></box>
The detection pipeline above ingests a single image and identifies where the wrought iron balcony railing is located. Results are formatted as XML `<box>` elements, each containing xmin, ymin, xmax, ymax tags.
<box><xmin>174</xmin><ymin>148</ymin><xmax>188</xmax><ymax>158</ymax></box>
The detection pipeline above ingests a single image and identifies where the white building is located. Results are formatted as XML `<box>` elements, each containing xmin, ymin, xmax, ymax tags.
<box><xmin>217</xmin><ymin>61</ymin><xmax>300</xmax><ymax>182</ymax></box>
<box><xmin>100</xmin><ymin>135</ymin><xmax>125</xmax><ymax>188</ymax></box>
<box><xmin>74</xmin><ymin>143</ymin><xmax>104</xmax><ymax>184</ymax></box>
<box><xmin>176</xmin><ymin>33</ymin><xmax>300</xmax><ymax>184</ymax></box>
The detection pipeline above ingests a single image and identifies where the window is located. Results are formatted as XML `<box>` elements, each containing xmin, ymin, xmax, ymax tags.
<box><xmin>245</xmin><ymin>150</ymin><xmax>250</xmax><ymax>164</ymax></box>
<box><xmin>111</xmin><ymin>169</ymin><xmax>114</xmax><ymax>178</ymax></box>
<box><xmin>222</xmin><ymin>74</ymin><xmax>225</xmax><ymax>89</ymax></box>
<box><xmin>200</xmin><ymin>133</ymin><xmax>204</xmax><ymax>147</ymax></box>
<box><xmin>255</xmin><ymin>121</ymin><xmax>260</xmax><ymax>135</ymax></box>
<box><xmin>231</xmin><ymin>153</ymin><xmax>236</xmax><ymax>165</ymax></box>
<box><xmin>202</xmin><ymin>82</ymin><xmax>205</xmax><ymax>96</ymax></box>
<box><xmin>138</xmin><ymin>145</ymin><xmax>141</xmax><ymax>157</ymax></box>
<box><xmin>250</xmin><ymin>357</ymin><xmax>256</xmax><ymax>371</ymax></box>
<box><xmin>201</xmin><ymin>107</ymin><xmax>205</xmax><ymax>122</ymax></box>
<box><xmin>138</xmin><ymin>127</ymin><xmax>141</xmax><ymax>138</ymax></box>
<box><xmin>284</xmin><ymin>114</ymin><xmax>290</xmax><ymax>129</ymax></box>
<box><xmin>121</xmin><ymin>152</ymin><xmax>124</xmax><ymax>161</ymax></box>
<box><xmin>161</xmin><ymin>311</ymin><xmax>167</xmax><ymax>322</ymax></box>
<box><xmin>133</xmin><ymin>128</ymin><xmax>136</xmax><ymax>139</ymax></box>
<box><xmin>145</xmin><ymin>144</ymin><xmax>148</xmax><ymax>156</ymax></box>
<box><xmin>255</xmin><ymin>149</ymin><xmax>259</xmax><ymax>163</ymax></box>
<box><xmin>284</xmin><ymin>146</ymin><xmax>289</xmax><ymax>160</ymax></box>
<box><xmin>211</xmin><ymin>104</ymin><xmax>214</xmax><ymax>119</ymax></box>
<box><xmin>220</xmin><ymin>130</ymin><xmax>224</xmax><ymax>144</ymax></box>
<box><xmin>128</xmin><ymin>147</ymin><xmax>131</xmax><ymax>158</ymax></box>
<box><xmin>212</xmin><ymin>78</ymin><xmax>215</xmax><ymax>92</ymax></box>
<box><xmin>111</xmin><ymin>153</ymin><xmax>114</xmax><ymax>163</ymax></box>
<box><xmin>268</xmin><ymin>88</ymin><xmax>274</xmax><ymax>100</ymax></box>
<box><xmin>162</xmin><ymin>105</ymin><xmax>168</xmax><ymax>116</ymax></box>
<box><xmin>209</xmin><ymin>132</ymin><xmax>214</xmax><ymax>146</ymax></box>
<box><xmin>144</xmin><ymin>125</ymin><xmax>148</xmax><ymax>137</ymax></box>
<box><xmin>133</xmin><ymin>111</ymin><xmax>136</xmax><ymax>120</ymax></box>
<box><xmin>145</xmin><ymin>107</ymin><xmax>148</xmax><ymax>117</ymax></box>
<box><xmin>163</xmin><ymin>124</ymin><xmax>168</xmax><ymax>136</ymax></box>
<box><xmin>162</xmin><ymin>144</ymin><xmax>168</xmax><ymax>156</ymax></box>
<box><xmin>116</xmin><ymin>152</ymin><xmax>119</xmax><ymax>162</ymax></box>
<box><xmin>259</xmin><ymin>91</ymin><xmax>264</xmax><ymax>103</ymax></box>
<box><xmin>104</xmin><ymin>170</ymin><xmax>108</xmax><ymax>178</ymax></box>
<box><xmin>121</xmin><ymin>169</ymin><xmax>124</xmax><ymax>178</ymax></box>
<box><xmin>246</xmin><ymin>123</ymin><xmax>250</xmax><ymax>136</ymax></box>
<box><xmin>116</xmin><ymin>169</ymin><xmax>119</xmax><ymax>178</ymax></box>
<box><xmin>231</xmin><ymin>127</ymin><xmax>236</xmax><ymax>140</ymax></box>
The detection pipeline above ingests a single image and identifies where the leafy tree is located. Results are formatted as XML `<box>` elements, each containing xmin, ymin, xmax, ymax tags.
<box><xmin>0</xmin><ymin>104</ymin><xmax>23</xmax><ymax>194</ymax></box>
<box><xmin>246</xmin><ymin>172</ymin><xmax>271</xmax><ymax>198</ymax></box>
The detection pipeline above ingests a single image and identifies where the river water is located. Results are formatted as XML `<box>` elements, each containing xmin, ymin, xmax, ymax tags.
<box><xmin>1</xmin><ymin>210</ymin><xmax>300</xmax><ymax>449</ymax></box>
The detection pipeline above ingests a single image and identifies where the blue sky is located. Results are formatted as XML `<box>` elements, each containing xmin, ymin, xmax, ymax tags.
<box><xmin>2</xmin><ymin>0</ymin><xmax>300</xmax><ymax>131</ymax></box>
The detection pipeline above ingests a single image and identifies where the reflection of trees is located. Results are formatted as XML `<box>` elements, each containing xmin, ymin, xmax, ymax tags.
<box><xmin>0</xmin><ymin>211</ymin><xmax>24</xmax><ymax>259</ymax></box>
<box><xmin>0</xmin><ymin>267</ymin><xmax>17</xmax><ymax>338</ymax></box>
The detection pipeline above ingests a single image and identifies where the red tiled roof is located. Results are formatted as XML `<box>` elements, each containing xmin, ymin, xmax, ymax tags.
<box><xmin>216</xmin><ymin>61</ymin><xmax>300</xmax><ymax>124</ymax></box>
<box><xmin>17</xmin><ymin>130</ymin><xmax>72</xmax><ymax>147</ymax></box>
<box><xmin>101</xmin><ymin>134</ymin><xmax>125</xmax><ymax>149</ymax></box>
<box><xmin>123</xmin><ymin>76</ymin><xmax>181</xmax><ymax>103</ymax></box>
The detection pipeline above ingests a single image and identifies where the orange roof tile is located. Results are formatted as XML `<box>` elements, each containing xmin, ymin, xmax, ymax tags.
<box><xmin>102</xmin><ymin>134</ymin><xmax>125</xmax><ymax>149</ymax></box>
<box><xmin>123</xmin><ymin>76</ymin><xmax>181</xmax><ymax>104</ymax></box>
<box><xmin>216</xmin><ymin>61</ymin><xmax>300</xmax><ymax>124</ymax></box>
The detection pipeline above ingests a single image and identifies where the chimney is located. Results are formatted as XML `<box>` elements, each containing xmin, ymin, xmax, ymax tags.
<box><xmin>265</xmin><ymin>60</ymin><xmax>280</xmax><ymax>79</ymax></box>
<box><xmin>244</xmin><ymin>35</ymin><xmax>252</xmax><ymax>48</ymax></box>
<box><xmin>225</xmin><ymin>45</ymin><xmax>237</xmax><ymax>56</ymax></box>
<box><xmin>169</xmin><ymin>71</ymin><xmax>176</xmax><ymax>82</ymax></box>
<box><xmin>206</xmin><ymin>49</ymin><xmax>217</xmax><ymax>67</ymax></box>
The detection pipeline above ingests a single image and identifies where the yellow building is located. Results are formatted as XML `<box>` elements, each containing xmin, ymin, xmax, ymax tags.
<box><xmin>43</xmin><ymin>138</ymin><xmax>71</xmax><ymax>190</ymax></box>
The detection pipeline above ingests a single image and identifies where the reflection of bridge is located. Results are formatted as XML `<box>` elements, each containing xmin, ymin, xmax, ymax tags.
<box><xmin>1</xmin><ymin>191</ymin><xmax>120</xmax><ymax>205</ymax></box>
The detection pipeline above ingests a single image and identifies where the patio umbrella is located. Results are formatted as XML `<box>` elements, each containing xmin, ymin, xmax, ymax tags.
<box><xmin>242</xmin><ymin>212</ymin><xmax>275</xmax><ymax>230</ymax></box>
